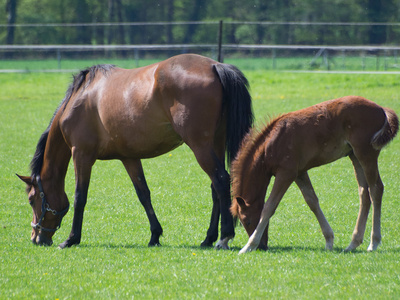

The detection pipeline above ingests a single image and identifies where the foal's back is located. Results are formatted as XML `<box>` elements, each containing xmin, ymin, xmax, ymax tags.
<box><xmin>267</xmin><ymin>96</ymin><xmax>388</xmax><ymax>172</ymax></box>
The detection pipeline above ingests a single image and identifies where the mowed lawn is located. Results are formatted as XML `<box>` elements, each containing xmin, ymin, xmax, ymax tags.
<box><xmin>1</xmin><ymin>67</ymin><xmax>400</xmax><ymax>299</ymax></box>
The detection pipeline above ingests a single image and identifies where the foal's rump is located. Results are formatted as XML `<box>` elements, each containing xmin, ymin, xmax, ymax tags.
<box><xmin>371</xmin><ymin>106</ymin><xmax>399</xmax><ymax>150</ymax></box>
<box><xmin>335</xmin><ymin>96</ymin><xmax>399</xmax><ymax>151</ymax></box>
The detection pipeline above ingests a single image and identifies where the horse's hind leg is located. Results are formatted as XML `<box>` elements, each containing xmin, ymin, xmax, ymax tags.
<box><xmin>122</xmin><ymin>159</ymin><xmax>163</xmax><ymax>246</ymax></box>
<box><xmin>190</xmin><ymin>147</ymin><xmax>234</xmax><ymax>249</ymax></box>
<box><xmin>295</xmin><ymin>172</ymin><xmax>334</xmax><ymax>250</ymax></box>
<box><xmin>200</xmin><ymin>185</ymin><xmax>220</xmax><ymax>247</ymax></box>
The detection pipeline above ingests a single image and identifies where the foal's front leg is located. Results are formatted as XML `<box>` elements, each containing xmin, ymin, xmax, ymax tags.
<box><xmin>295</xmin><ymin>172</ymin><xmax>334</xmax><ymax>250</ymax></box>
<box><xmin>239</xmin><ymin>173</ymin><xmax>294</xmax><ymax>254</ymax></box>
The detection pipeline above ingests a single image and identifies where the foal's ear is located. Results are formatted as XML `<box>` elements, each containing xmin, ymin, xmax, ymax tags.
<box><xmin>16</xmin><ymin>174</ymin><xmax>33</xmax><ymax>185</ymax></box>
<box><xmin>236</xmin><ymin>196</ymin><xmax>246</xmax><ymax>207</ymax></box>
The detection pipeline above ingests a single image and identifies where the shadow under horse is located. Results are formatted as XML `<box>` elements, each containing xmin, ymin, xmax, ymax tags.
<box><xmin>231</xmin><ymin>96</ymin><xmax>398</xmax><ymax>254</ymax></box>
<box><xmin>18</xmin><ymin>54</ymin><xmax>253</xmax><ymax>249</ymax></box>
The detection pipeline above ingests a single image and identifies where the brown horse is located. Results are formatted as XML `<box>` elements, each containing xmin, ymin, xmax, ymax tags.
<box><xmin>17</xmin><ymin>54</ymin><xmax>253</xmax><ymax>249</ymax></box>
<box><xmin>231</xmin><ymin>96</ymin><xmax>398</xmax><ymax>254</ymax></box>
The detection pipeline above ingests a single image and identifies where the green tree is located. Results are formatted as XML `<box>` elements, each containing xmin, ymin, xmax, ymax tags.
<box><xmin>6</xmin><ymin>0</ymin><xmax>17</xmax><ymax>45</ymax></box>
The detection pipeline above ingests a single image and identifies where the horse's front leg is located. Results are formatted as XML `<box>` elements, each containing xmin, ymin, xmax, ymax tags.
<box><xmin>239</xmin><ymin>173</ymin><xmax>293</xmax><ymax>254</ymax></box>
<box><xmin>122</xmin><ymin>159</ymin><xmax>163</xmax><ymax>247</ymax></box>
<box><xmin>59</xmin><ymin>150</ymin><xmax>94</xmax><ymax>249</ymax></box>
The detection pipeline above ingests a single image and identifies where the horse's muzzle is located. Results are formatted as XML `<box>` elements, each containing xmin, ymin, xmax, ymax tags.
<box><xmin>31</xmin><ymin>233</ymin><xmax>53</xmax><ymax>246</ymax></box>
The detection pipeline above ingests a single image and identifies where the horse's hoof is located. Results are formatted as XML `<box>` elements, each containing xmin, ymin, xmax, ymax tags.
<box><xmin>148</xmin><ymin>242</ymin><xmax>161</xmax><ymax>247</ymax></box>
<box><xmin>58</xmin><ymin>241</ymin><xmax>72</xmax><ymax>249</ymax></box>
<box><xmin>58</xmin><ymin>237</ymin><xmax>80</xmax><ymax>249</ymax></box>
<box><xmin>214</xmin><ymin>237</ymin><xmax>230</xmax><ymax>250</ymax></box>
<box><xmin>200</xmin><ymin>239</ymin><xmax>214</xmax><ymax>248</ymax></box>
<box><xmin>257</xmin><ymin>244</ymin><xmax>268</xmax><ymax>251</ymax></box>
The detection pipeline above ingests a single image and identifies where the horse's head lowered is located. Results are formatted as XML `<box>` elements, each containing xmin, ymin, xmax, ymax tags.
<box><xmin>17</xmin><ymin>174</ymin><xmax>69</xmax><ymax>246</ymax></box>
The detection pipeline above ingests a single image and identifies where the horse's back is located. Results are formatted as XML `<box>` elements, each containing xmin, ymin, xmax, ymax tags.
<box><xmin>59</xmin><ymin>54</ymin><xmax>225</xmax><ymax>159</ymax></box>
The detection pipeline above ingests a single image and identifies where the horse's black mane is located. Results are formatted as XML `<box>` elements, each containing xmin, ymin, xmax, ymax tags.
<box><xmin>30</xmin><ymin>64</ymin><xmax>115</xmax><ymax>178</ymax></box>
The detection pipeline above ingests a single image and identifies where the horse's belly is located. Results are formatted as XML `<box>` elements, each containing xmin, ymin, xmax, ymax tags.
<box><xmin>99</xmin><ymin>124</ymin><xmax>183</xmax><ymax>159</ymax></box>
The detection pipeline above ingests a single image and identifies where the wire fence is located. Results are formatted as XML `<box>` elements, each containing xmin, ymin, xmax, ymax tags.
<box><xmin>1</xmin><ymin>21</ymin><xmax>400</xmax><ymax>72</ymax></box>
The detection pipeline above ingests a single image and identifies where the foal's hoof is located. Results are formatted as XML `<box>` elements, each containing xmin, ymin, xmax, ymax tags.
<box><xmin>367</xmin><ymin>242</ymin><xmax>380</xmax><ymax>252</ymax></box>
<box><xmin>344</xmin><ymin>240</ymin><xmax>361</xmax><ymax>252</ymax></box>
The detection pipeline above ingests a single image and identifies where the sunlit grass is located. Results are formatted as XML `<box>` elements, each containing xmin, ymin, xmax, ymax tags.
<box><xmin>1</xmin><ymin>70</ymin><xmax>400</xmax><ymax>298</ymax></box>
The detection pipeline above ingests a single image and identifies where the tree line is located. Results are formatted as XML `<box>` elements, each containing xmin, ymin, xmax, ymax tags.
<box><xmin>3</xmin><ymin>0</ymin><xmax>400</xmax><ymax>46</ymax></box>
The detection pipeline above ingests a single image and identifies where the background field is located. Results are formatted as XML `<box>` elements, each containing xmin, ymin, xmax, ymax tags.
<box><xmin>1</xmin><ymin>63</ymin><xmax>400</xmax><ymax>298</ymax></box>
<box><xmin>2</xmin><ymin>54</ymin><xmax>400</xmax><ymax>72</ymax></box>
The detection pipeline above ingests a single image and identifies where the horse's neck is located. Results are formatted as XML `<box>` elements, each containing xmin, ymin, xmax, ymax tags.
<box><xmin>41</xmin><ymin>120</ymin><xmax>71</xmax><ymax>186</ymax></box>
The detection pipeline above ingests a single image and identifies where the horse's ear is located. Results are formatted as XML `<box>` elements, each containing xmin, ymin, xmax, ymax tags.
<box><xmin>16</xmin><ymin>174</ymin><xmax>32</xmax><ymax>185</ymax></box>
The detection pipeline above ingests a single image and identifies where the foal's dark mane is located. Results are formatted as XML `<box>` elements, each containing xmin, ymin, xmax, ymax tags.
<box><xmin>30</xmin><ymin>64</ymin><xmax>115</xmax><ymax>179</ymax></box>
<box><xmin>231</xmin><ymin>114</ymin><xmax>286</xmax><ymax>200</ymax></box>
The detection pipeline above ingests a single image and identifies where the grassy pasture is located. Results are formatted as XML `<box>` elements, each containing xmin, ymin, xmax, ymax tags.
<box><xmin>1</xmin><ymin>66</ymin><xmax>400</xmax><ymax>299</ymax></box>
<box><xmin>2</xmin><ymin>54</ymin><xmax>400</xmax><ymax>72</ymax></box>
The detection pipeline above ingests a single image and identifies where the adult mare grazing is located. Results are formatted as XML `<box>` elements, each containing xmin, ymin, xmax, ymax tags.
<box><xmin>18</xmin><ymin>54</ymin><xmax>253</xmax><ymax>249</ymax></box>
<box><xmin>231</xmin><ymin>96</ymin><xmax>398</xmax><ymax>254</ymax></box>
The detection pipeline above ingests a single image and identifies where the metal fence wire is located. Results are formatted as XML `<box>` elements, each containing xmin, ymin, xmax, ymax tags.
<box><xmin>1</xmin><ymin>21</ymin><xmax>400</xmax><ymax>72</ymax></box>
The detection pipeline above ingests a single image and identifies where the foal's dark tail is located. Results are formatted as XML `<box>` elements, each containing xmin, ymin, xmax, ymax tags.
<box><xmin>371</xmin><ymin>107</ymin><xmax>399</xmax><ymax>150</ymax></box>
<box><xmin>213</xmin><ymin>63</ymin><xmax>254</xmax><ymax>166</ymax></box>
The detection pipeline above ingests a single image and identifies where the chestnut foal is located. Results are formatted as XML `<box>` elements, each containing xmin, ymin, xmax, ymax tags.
<box><xmin>231</xmin><ymin>96</ymin><xmax>398</xmax><ymax>254</ymax></box>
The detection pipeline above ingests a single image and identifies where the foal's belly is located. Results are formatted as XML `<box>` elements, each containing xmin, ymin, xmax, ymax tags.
<box><xmin>303</xmin><ymin>140</ymin><xmax>352</xmax><ymax>170</ymax></box>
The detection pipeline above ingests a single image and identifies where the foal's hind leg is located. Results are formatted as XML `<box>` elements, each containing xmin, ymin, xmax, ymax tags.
<box><xmin>295</xmin><ymin>172</ymin><xmax>334</xmax><ymax>250</ymax></box>
<box><xmin>345</xmin><ymin>153</ymin><xmax>372</xmax><ymax>252</ymax></box>
<box><xmin>347</xmin><ymin>151</ymin><xmax>383</xmax><ymax>252</ymax></box>
<box><xmin>122</xmin><ymin>159</ymin><xmax>163</xmax><ymax>246</ymax></box>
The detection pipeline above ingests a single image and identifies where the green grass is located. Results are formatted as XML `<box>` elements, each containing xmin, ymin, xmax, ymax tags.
<box><xmin>1</xmin><ymin>69</ymin><xmax>400</xmax><ymax>298</ymax></box>
<box><xmin>2</xmin><ymin>54</ymin><xmax>400</xmax><ymax>72</ymax></box>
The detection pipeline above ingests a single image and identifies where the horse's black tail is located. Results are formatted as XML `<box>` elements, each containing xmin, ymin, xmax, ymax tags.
<box><xmin>214</xmin><ymin>63</ymin><xmax>254</xmax><ymax>166</ymax></box>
